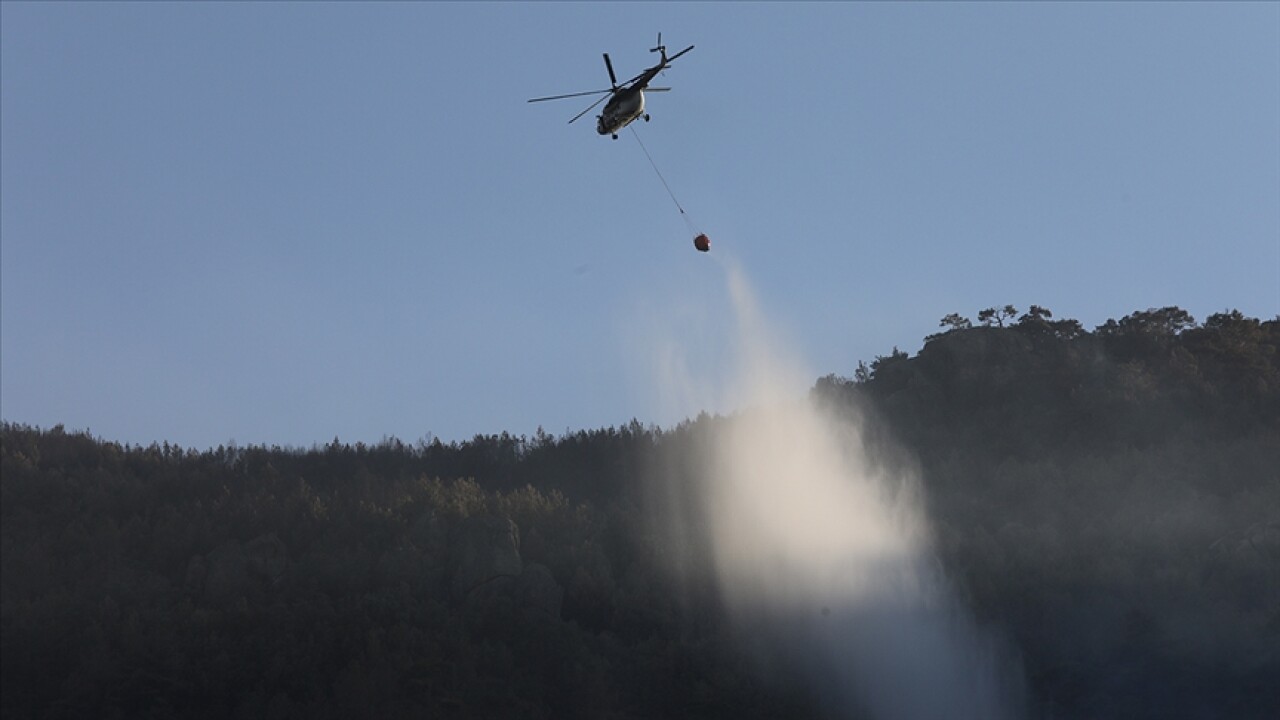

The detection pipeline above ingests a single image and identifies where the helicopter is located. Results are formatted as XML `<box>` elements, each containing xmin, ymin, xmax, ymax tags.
<box><xmin>528</xmin><ymin>34</ymin><xmax>694</xmax><ymax>139</ymax></box>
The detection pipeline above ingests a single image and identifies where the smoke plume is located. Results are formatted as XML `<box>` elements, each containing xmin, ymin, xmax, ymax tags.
<box><xmin>647</xmin><ymin>261</ymin><xmax>1026</xmax><ymax>719</ymax></box>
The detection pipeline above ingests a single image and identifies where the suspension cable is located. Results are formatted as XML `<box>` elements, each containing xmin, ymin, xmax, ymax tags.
<box><xmin>631</xmin><ymin>126</ymin><xmax>685</xmax><ymax>216</ymax></box>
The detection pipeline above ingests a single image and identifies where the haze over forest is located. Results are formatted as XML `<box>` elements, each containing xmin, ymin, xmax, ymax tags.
<box><xmin>3</xmin><ymin>302</ymin><xmax>1277</xmax><ymax>719</ymax></box>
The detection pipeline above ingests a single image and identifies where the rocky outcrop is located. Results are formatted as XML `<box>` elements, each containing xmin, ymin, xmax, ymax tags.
<box><xmin>448</xmin><ymin>515</ymin><xmax>564</xmax><ymax>617</ymax></box>
<box><xmin>451</xmin><ymin>515</ymin><xmax>523</xmax><ymax>601</ymax></box>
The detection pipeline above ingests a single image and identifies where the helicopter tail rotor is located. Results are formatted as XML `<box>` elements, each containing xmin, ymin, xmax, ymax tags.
<box><xmin>650</xmin><ymin>32</ymin><xmax>664</xmax><ymax>56</ymax></box>
<box><xmin>650</xmin><ymin>33</ymin><xmax>692</xmax><ymax>65</ymax></box>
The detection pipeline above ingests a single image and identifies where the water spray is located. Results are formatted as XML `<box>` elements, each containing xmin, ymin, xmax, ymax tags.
<box><xmin>647</xmin><ymin>261</ymin><xmax>1026</xmax><ymax>719</ymax></box>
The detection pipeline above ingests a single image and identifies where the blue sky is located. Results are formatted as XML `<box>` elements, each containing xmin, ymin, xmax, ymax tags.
<box><xmin>3</xmin><ymin>2</ymin><xmax>1277</xmax><ymax>449</ymax></box>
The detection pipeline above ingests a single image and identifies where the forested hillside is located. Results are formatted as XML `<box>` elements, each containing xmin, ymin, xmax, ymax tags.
<box><xmin>816</xmin><ymin>306</ymin><xmax>1280</xmax><ymax>718</ymax></box>
<box><xmin>3</xmin><ymin>306</ymin><xmax>1277</xmax><ymax>719</ymax></box>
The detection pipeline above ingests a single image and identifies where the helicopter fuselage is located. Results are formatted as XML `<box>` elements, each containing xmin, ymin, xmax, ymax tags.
<box><xmin>527</xmin><ymin>36</ymin><xmax>692</xmax><ymax>138</ymax></box>
<box><xmin>597</xmin><ymin>88</ymin><xmax>645</xmax><ymax>136</ymax></box>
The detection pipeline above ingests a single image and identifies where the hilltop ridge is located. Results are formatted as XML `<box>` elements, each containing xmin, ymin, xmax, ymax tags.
<box><xmin>3</xmin><ymin>305</ymin><xmax>1277</xmax><ymax>719</ymax></box>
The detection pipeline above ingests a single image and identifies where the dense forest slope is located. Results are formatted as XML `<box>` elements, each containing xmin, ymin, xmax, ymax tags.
<box><xmin>817</xmin><ymin>307</ymin><xmax>1280</xmax><ymax>718</ymax></box>
<box><xmin>3</xmin><ymin>306</ymin><xmax>1277</xmax><ymax>719</ymax></box>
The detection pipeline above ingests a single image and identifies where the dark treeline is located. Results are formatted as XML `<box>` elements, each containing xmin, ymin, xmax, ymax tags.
<box><xmin>2</xmin><ymin>306</ymin><xmax>1277</xmax><ymax>719</ymax></box>
<box><xmin>817</xmin><ymin>306</ymin><xmax>1280</xmax><ymax>718</ymax></box>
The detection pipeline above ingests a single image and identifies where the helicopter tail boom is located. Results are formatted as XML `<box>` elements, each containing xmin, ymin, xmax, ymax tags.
<box><xmin>664</xmin><ymin>44</ymin><xmax>694</xmax><ymax>64</ymax></box>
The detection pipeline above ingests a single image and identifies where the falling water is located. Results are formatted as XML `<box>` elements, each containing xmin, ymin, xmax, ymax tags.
<box><xmin>647</xmin><ymin>261</ymin><xmax>1026</xmax><ymax>719</ymax></box>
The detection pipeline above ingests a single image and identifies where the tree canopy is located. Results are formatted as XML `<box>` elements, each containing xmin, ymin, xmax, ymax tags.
<box><xmin>3</xmin><ymin>306</ymin><xmax>1277</xmax><ymax>719</ymax></box>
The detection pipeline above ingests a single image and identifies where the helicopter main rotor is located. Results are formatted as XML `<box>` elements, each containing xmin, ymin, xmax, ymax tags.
<box><xmin>603</xmin><ymin>53</ymin><xmax>618</xmax><ymax>89</ymax></box>
<box><xmin>527</xmin><ymin>34</ymin><xmax>693</xmax><ymax>125</ymax></box>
